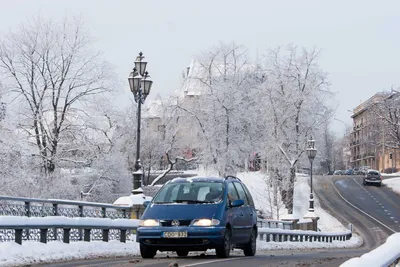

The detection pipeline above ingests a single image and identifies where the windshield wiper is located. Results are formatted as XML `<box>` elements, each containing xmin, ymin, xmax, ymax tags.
<box><xmin>153</xmin><ymin>201</ymin><xmax>174</xmax><ymax>204</ymax></box>
<box><xmin>174</xmin><ymin>199</ymin><xmax>214</xmax><ymax>204</ymax></box>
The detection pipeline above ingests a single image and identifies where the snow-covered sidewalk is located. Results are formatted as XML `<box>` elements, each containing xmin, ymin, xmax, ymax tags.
<box><xmin>382</xmin><ymin>177</ymin><xmax>400</xmax><ymax>195</ymax></box>
<box><xmin>0</xmin><ymin>240</ymin><xmax>139</xmax><ymax>267</ymax></box>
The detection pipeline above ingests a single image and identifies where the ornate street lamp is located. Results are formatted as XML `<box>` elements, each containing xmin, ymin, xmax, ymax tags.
<box><xmin>306</xmin><ymin>137</ymin><xmax>317</xmax><ymax>212</ymax></box>
<box><xmin>128</xmin><ymin>52</ymin><xmax>153</xmax><ymax>193</ymax></box>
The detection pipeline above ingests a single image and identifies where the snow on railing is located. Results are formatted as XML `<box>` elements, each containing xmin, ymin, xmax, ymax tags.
<box><xmin>257</xmin><ymin>219</ymin><xmax>293</xmax><ymax>230</ymax></box>
<box><xmin>340</xmin><ymin>232</ymin><xmax>400</xmax><ymax>267</ymax></box>
<box><xmin>258</xmin><ymin>227</ymin><xmax>352</xmax><ymax>243</ymax></box>
<box><xmin>0</xmin><ymin>195</ymin><xmax>131</xmax><ymax>219</ymax></box>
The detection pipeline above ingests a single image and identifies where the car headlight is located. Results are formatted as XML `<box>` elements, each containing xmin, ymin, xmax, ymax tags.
<box><xmin>192</xmin><ymin>219</ymin><xmax>220</xmax><ymax>226</ymax></box>
<box><xmin>139</xmin><ymin>219</ymin><xmax>160</xmax><ymax>227</ymax></box>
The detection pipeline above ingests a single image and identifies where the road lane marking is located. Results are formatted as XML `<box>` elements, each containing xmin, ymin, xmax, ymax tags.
<box><xmin>182</xmin><ymin>257</ymin><xmax>242</xmax><ymax>266</ymax></box>
<box><xmin>331</xmin><ymin>179</ymin><xmax>396</xmax><ymax>233</ymax></box>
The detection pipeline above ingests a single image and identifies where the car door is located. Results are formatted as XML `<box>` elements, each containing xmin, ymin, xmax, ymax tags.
<box><xmin>226</xmin><ymin>182</ymin><xmax>241</xmax><ymax>243</ymax></box>
<box><xmin>242</xmin><ymin>183</ymin><xmax>257</xmax><ymax>227</ymax></box>
<box><xmin>233</xmin><ymin>182</ymin><xmax>253</xmax><ymax>242</ymax></box>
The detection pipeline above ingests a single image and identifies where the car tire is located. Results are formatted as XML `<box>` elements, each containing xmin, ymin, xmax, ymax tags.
<box><xmin>243</xmin><ymin>228</ymin><xmax>256</xmax><ymax>256</ymax></box>
<box><xmin>363</xmin><ymin>181</ymin><xmax>367</xmax><ymax>185</ymax></box>
<box><xmin>176</xmin><ymin>250</ymin><xmax>189</xmax><ymax>257</ymax></box>
<box><xmin>216</xmin><ymin>228</ymin><xmax>231</xmax><ymax>258</ymax></box>
<box><xmin>378</xmin><ymin>183</ymin><xmax>382</xmax><ymax>187</ymax></box>
<box><xmin>140</xmin><ymin>244</ymin><xmax>157</xmax><ymax>259</ymax></box>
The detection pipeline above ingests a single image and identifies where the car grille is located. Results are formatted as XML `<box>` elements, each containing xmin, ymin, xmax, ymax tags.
<box><xmin>160</xmin><ymin>220</ymin><xmax>192</xmax><ymax>227</ymax></box>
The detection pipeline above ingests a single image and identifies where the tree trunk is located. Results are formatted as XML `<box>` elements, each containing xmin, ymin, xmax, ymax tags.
<box><xmin>286</xmin><ymin>166</ymin><xmax>296</xmax><ymax>214</ymax></box>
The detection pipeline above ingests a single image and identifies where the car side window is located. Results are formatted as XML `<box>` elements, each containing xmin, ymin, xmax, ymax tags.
<box><xmin>233</xmin><ymin>182</ymin><xmax>248</xmax><ymax>205</ymax></box>
<box><xmin>241</xmin><ymin>183</ymin><xmax>255</xmax><ymax>206</ymax></box>
<box><xmin>227</xmin><ymin>183</ymin><xmax>239</xmax><ymax>201</ymax></box>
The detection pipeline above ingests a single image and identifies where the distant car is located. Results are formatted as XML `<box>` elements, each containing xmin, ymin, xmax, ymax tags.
<box><xmin>136</xmin><ymin>176</ymin><xmax>258</xmax><ymax>259</ymax></box>
<box><xmin>359</xmin><ymin>166</ymin><xmax>371</xmax><ymax>175</ymax></box>
<box><xmin>334</xmin><ymin>170</ymin><xmax>343</xmax><ymax>175</ymax></box>
<box><xmin>345</xmin><ymin>169</ymin><xmax>353</xmax><ymax>175</ymax></box>
<box><xmin>363</xmin><ymin>169</ymin><xmax>382</xmax><ymax>186</ymax></box>
<box><xmin>353</xmin><ymin>168</ymin><xmax>360</xmax><ymax>175</ymax></box>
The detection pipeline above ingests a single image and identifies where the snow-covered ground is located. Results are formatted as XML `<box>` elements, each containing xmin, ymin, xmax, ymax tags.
<box><xmin>340</xmin><ymin>232</ymin><xmax>400</xmax><ymax>267</ymax></box>
<box><xmin>382</xmin><ymin>177</ymin><xmax>400</xmax><ymax>195</ymax></box>
<box><xmin>0</xmin><ymin>240</ymin><xmax>139</xmax><ymax>267</ymax></box>
<box><xmin>3</xmin><ymin>169</ymin><xmax>400</xmax><ymax>266</ymax></box>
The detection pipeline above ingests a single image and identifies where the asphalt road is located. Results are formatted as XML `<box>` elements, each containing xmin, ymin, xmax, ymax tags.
<box><xmin>36</xmin><ymin>174</ymin><xmax>400</xmax><ymax>267</ymax></box>
<box><xmin>313</xmin><ymin>175</ymin><xmax>398</xmax><ymax>252</ymax></box>
<box><xmin>33</xmin><ymin>249</ymin><xmax>367</xmax><ymax>267</ymax></box>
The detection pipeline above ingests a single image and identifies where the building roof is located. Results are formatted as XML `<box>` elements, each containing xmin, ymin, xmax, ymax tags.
<box><xmin>351</xmin><ymin>92</ymin><xmax>389</xmax><ymax>118</ymax></box>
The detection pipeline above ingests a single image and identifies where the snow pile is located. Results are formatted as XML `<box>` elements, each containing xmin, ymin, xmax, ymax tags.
<box><xmin>382</xmin><ymin>177</ymin><xmax>400</xmax><ymax>195</ymax></box>
<box><xmin>236</xmin><ymin>171</ymin><xmax>287</xmax><ymax>219</ymax></box>
<box><xmin>113</xmin><ymin>193</ymin><xmax>152</xmax><ymax>206</ymax></box>
<box><xmin>0</xmin><ymin>216</ymin><xmax>139</xmax><ymax>228</ymax></box>
<box><xmin>0</xmin><ymin>240</ymin><xmax>139</xmax><ymax>267</ymax></box>
<box><xmin>340</xmin><ymin>232</ymin><xmax>400</xmax><ymax>267</ymax></box>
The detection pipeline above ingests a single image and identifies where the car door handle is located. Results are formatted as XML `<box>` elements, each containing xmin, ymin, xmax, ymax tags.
<box><xmin>250</xmin><ymin>213</ymin><xmax>253</xmax><ymax>216</ymax></box>
<box><xmin>240</xmin><ymin>213</ymin><xmax>244</xmax><ymax>216</ymax></box>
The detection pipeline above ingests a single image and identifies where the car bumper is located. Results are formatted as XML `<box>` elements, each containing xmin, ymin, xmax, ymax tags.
<box><xmin>136</xmin><ymin>226</ymin><xmax>226</xmax><ymax>251</ymax></box>
<box><xmin>364</xmin><ymin>179</ymin><xmax>381</xmax><ymax>184</ymax></box>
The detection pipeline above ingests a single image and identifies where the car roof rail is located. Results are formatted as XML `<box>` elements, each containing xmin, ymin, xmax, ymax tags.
<box><xmin>225</xmin><ymin>175</ymin><xmax>241</xmax><ymax>181</ymax></box>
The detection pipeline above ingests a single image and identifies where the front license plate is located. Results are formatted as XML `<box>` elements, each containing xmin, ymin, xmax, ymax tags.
<box><xmin>163</xmin><ymin>231</ymin><xmax>187</xmax><ymax>238</ymax></box>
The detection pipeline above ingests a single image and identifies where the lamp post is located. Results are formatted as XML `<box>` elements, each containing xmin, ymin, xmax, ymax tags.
<box><xmin>128</xmin><ymin>52</ymin><xmax>153</xmax><ymax>193</ymax></box>
<box><xmin>306</xmin><ymin>137</ymin><xmax>317</xmax><ymax>212</ymax></box>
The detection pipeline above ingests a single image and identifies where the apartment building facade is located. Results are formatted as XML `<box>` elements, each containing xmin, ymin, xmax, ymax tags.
<box><xmin>350</xmin><ymin>92</ymin><xmax>399</xmax><ymax>172</ymax></box>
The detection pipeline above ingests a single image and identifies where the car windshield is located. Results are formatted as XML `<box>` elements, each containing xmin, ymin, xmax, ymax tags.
<box><xmin>153</xmin><ymin>181</ymin><xmax>224</xmax><ymax>204</ymax></box>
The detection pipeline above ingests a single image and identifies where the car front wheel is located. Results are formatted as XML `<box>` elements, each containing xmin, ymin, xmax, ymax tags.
<box><xmin>140</xmin><ymin>244</ymin><xmax>157</xmax><ymax>259</ymax></box>
<box><xmin>216</xmin><ymin>228</ymin><xmax>231</xmax><ymax>258</ymax></box>
<box><xmin>243</xmin><ymin>228</ymin><xmax>256</xmax><ymax>256</ymax></box>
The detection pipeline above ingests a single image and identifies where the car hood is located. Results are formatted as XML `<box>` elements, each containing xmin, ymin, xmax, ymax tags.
<box><xmin>142</xmin><ymin>203</ymin><xmax>220</xmax><ymax>220</ymax></box>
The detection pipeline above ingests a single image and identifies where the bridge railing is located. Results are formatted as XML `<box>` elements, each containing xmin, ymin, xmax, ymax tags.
<box><xmin>0</xmin><ymin>195</ymin><xmax>131</xmax><ymax>219</ymax></box>
<box><xmin>258</xmin><ymin>227</ymin><xmax>352</xmax><ymax>243</ymax></box>
<box><xmin>0</xmin><ymin>216</ymin><xmax>138</xmax><ymax>244</ymax></box>
<box><xmin>257</xmin><ymin>219</ymin><xmax>293</xmax><ymax>229</ymax></box>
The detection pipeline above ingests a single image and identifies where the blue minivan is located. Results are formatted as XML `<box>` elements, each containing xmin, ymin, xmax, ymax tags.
<box><xmin>136</xmin><ymin>176</ymin><xmax>258</xmax><ymax>258</ymax></box>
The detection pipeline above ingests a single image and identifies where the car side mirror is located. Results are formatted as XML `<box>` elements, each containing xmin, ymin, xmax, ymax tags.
<box><xmin>231</xmin><ymin>199</ymin><xmax>244</xmax><ymax>208</ymax></box>
<box><xmin>143</xmin><ymin>200</ymin><xmax>150</xmax><ymax>208</ymax></box>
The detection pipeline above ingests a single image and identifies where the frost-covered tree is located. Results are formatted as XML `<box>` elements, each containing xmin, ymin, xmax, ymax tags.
<box><xmin>179</xmin><ymin>43</ymin><xmax>258</xmax><ymax>176</ymax></box>
<box><xmin>371</xmin><ymin>90</ymin><xmax>400</xmax><ymax>150</ymax></box>
<box><xmin>259</xmin><ymin>45</ymin><xmax>333</xmax><ymax>213</ymax></box>
<box><xmin>0</xmin><ymin>17</ymin><xmax>116</xmax><ymax>174</ymax></box>
<box><xmin>147</xmin><ymin>95</ymin><xmax>199</xmax><ymax>186</ymax></box>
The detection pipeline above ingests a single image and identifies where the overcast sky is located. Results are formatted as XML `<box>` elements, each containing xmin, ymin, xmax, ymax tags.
<box><xmin>1</xmin><ymin>0</ymin><xmax>399</xmax><ymax>134</ymax></box>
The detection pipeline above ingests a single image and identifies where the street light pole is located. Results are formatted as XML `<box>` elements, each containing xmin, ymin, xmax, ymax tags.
<box><xmin>306</xmin><ymin>137</ymin><xmax>317</xmax><ymax>212</ymax></box>
<box><xmin>128</xmin><ymin>52</ymin><xmax>153</xmax><ymax>193</ymax></box>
